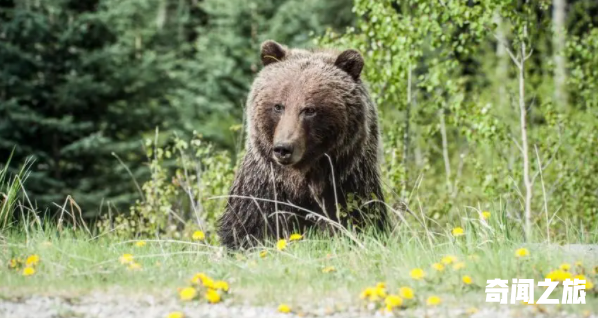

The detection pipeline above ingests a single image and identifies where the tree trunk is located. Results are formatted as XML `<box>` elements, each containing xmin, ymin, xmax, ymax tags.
<box><xmin>552</xmin><ymin>0</ymin><xmax>567</xmax><ymax>109</ymax></box>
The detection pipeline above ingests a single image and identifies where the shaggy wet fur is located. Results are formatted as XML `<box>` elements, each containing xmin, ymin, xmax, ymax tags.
<box><xmin>218</xmin><ymin>41</ymin><xmax>387</xmax><ymax>249</ymax></box>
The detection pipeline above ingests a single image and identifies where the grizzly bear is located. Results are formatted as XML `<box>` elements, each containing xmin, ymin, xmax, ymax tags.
<box><xmin>218</xmin><ymin>40</ymin><xmax>387</xmax><ymax>249</ymax></box>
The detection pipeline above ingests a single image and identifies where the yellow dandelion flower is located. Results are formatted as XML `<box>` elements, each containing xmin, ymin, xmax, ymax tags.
<box><xmin>25</xmin><ymin>254</ymin><xmax>40</xmax><ymax>267</ymax></box>
<box><xmin>384</xmin><ymin>295</ymin><xmax>403</xmax><ymax>310</ymax></box>
<box><xmin>452</xmin><ymin>227</ymin><xmax>464</xmax><ymax>237</ymax></box>
<box><xmin>441</xmin><ymin>255</ymin><xmax>457</xmax><ymax>265</ymax></box>
<box><xmin>205</xmin><ymin>288</ymin><xmax>221</xmax><ymax>304</ymax></box>
<box><xmin>278</xmin><ymin>304</ymin><xmax>292</xmax><ymax>314</ymax></box>
<box><xmin>399</xmin><ymin>287</ymin><xmax>414</xmax><ymax>300</ymax></box>
<box><xmin>360</xmin><ymin>287</ymin><xmax>375</xmax><ymax>300</ymax></box>
<box><xmin>192</xmin><ymin>230</ymin><xmax>205</xmax><ymax>241</ymax></box>
<box><xmin>128</xmin><ymin>262</ymin><xmax>142</xmax><ymax>271</ymax></box>
<box><xmin>574</xmin><ymin>275</ymin><xmax>594</xmax><ymax>290</ymax></box>
<box><xmin>453</xmin><ymin>262</ymin><xmax>466</xmax><ymax>270</ymax></box>
<box><xmin>431</xmin><ymin>263</ymin><xmax>445</xmax><ymax>272</ymax></box>
<box><xmin>9</xmin><ymin>258</ymin><xmax>18</xmax><ymax>269</ymax></box>
<box><xmin>559</xmin><ymin>263</ymin><xmax>571</xmax><ymax>271</ymax></box>
<box><xmin>119</xmin><ymin>253</ymin><xmax>134</xmax><ymax>264</ymax></box>
<box><xmin>276</xmin><ymin>239</ymin><xmax>287</xmax><ymax>251</ymax></box>
<box><xmin>135</xmin><ymin>241</ymin><xmax>147</xmax><ymax>247</ymax></box>
<box><xmin>426</xmin><ymin>295</ymin><xmax>441</xmax><ymax>306</ymax></box>
<box><xmin>462</xmin><ymin>275</ymin><xmax>473</xmax><ymax>285</ymax></box>
<box><xmin>545</xmin><ymin>269</ymin><xmax>572</xmax><ymax>282</ymax></box>
<box><xmin>481</xmin><ymin>211</ymin><xmax>491</xmax><ymax>220</ymax></box>
<box><xmin>374</xmin><ymin>285</ymin><xmax>387</xmax><ymax>298</ymax></box>
<box><xmin>410</xmin><ymin>268</ymin><xmax>425</xmax><ymax>280</ymax></box>
<box><xmin>22</xmin><ymin>267</ymin><xmax>35</xmax><ymax>276</ymax></box>
<box><xmin>515</xmin><ymin>248</ymin><xmax>529</xmax><ymax>258</ymax></box>
<box><xmin>214</xmin><ymin>281</ymin><xmax>229</xmax><ymax>292</ymax></box>
<box><xmin>167</xmin><ymin>312</ymin><xmax>185</xmax><ymax>318</ymax></box>
<box><xmin>376</xmin><ymin>282</ymin><xmax>386</xmax><ymax>289</ymax></box>
<box><xmin>575</xmin><ymin>261</ymin><xmax>583</xmax><ymax>267</ymax></box>
<box><xmin>466</xmin><ymin>307</ymin><xmax>479</xmax><ymax>315</ymax></box>
<box><xmin>179</xmin><ymin>287</ymin><xmax>197</xmax><ymax>301</ymax></box>
<box><xmin>202</xmin><ymin>277</ymin><xmax>215</xmax><ymax>289</ymax></box>
<box><xmin>322</xmin><ymin>266</ymin><xmax>336</xmax><ymax>273</ymax></box>
<box><xmin>259</xmin><ymin>250</ymin><xmax>268</xmax><ymax>258</ymax></box>
<box><xmin>289</xmin><ymin>233</ymin><xmax>303</xmax><ymax>241</ymax></box>
<box><xmin>191</xmin><ymin>272</ymin><xmax>208</xmax><ymax>285</ymax></box>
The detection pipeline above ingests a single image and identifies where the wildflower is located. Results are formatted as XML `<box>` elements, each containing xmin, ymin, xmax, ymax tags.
<box><xmin>360</xmin><ymin>287</ymin><xmax>375</xmax><ymax>300</ymax></box>
<box><xmin>374</xmin><ymin>283</ymin><xmax>387</xmax><ymax>298</ymax></box>
<box><xmin>452</xmin><ymin>227</ymin><xmax>464</xmax><ymax>237</ymax></box>
<box><xmin>214</xmin><ymin>280</ymin><xmax>229</xmax><ymax>292</ymax></box>
<box><xmin>426</xmin><ymin>295</ymin><xmax>441</xmax><ymax>306</ymax></box>
<box><xmin>191</xmin><ymin>272</ymin><xmax>208</xmax><ymax>285</ymax></box>
<box><xmin>462</xmin><ymin>275</ymin><xmax>473</xmax><ymax>285</ymax></box>
<box><xmin>25</xmin><ymin>254</ymin><xmax>40</xmax><ymax>267</ymax></box>
<box><xmin>431</xmin><ymin>263</ymin><xmax>445</xmax><ymax>272</ymax></box>
<box><xmin>135</xmin><ymin>241</ymin><xmax>147</xmax><ymax>247</ymax></box>
<box><xmin>574</xmin><ymin>275</ymin><xmax>594</xmax><ymax>290</ymax></box>
<box><xmin>128</xmin><ymin>262</ymin><xmax>142</xmax><ymax>271</ymax></box>
<box><xmin>384</xmin><ymin>295</ymin><xmax>403</xmax><ymax>311</ymax></box>
<box><xmin>192</xmin><ymin>230</ymin><xmax>205</xmax><ymax>241</ymax></box>
<box><xmin>322</xmin><ymin>266</ymin><xmax>336</xmax><ymax>273</ymax></box>
<box><xmin>22</xmin><ymin>267</ymin><xmax>35</xmax><ymax>276</ymax></box>
<box><xmin>9</xmin><ymin>258</ymin><xmax>18</xmax><ymax>269</ymax></box>
<box><xmin>276</xmin><ymin>239</ymin><xmax>287</xmax><ymax>251</ymax></box>
<box><xmin>515</xmin><ymin>248</ymin><xmax>529</xmax><ymax>258</ymax></box>
<box><xmin>289</xmin><ymin>233</ymin><xmax>303</xmax><ymax>241</ymax></box>
<box><xmin>360</xmin><ymin>287</ymin><xmax>382</xmax><ymax>301</ymax></box>
<box><xmin>179</xmin><ymin>287</ymin><xmax>197</xmax><ymax>301</ymax></box>
<box><xmin>399</xmin><ymin>287</ymin><xmax>414</xmax><ymax>300</ymax></box>
<box><xmin>575</xmin><ymin>261</ymin><xmax>583</xmax><ymax>267</ymax></box>
<box><xmin>559</xmin><ymin>263</ymin><xmax>571</xmax><ymax>271</ymax></box>
<box><xmin>545</xmin><ymin>269</ymin><xmax>572</xmax><ymax>282</ymax></box>
<box><xmin>278</xmin><ymin>304</ymin><xmax>292</xmax><ymax>314</ymax></box>
<box><xmin>119</xmin><ymin>253</ymin><xmax>134</xmax><ymax>264</ymax></box>
<box><xmin>167</xmin><ymin>312</ymin><xmax>185</xmax><ymax>318</ymax></box>
<box><xmin>205</xmin><ymin>288</ymin><xmax>221</xmax><ymax>303</ymax></box>
<box><xmin>202</xmin><ymin>276</ymin><xmax>215</xmax><ymax>289</ymax></box>
<box><xmin>453</xmin><ymin>262</ymin><xmax>466</xmax><ymax>270</ymax></box>
<box><xmin>441</xmin><ymin>255</ymin><xmax>457</xmax><ymax>265</ymax></box>
<box><xmin>410</xmin><ymin>268</ymin><xmax>425</xmax><ymax>280</ymax></box>
<box><xmin>481</xmin><ymin>211</ymin><xmax>491</xmax><ymax>220</ymax></box>
<box><xmin>259</xmin><ymin>250</ymin><xmax>268</xmax><ymax>258</ymax></box>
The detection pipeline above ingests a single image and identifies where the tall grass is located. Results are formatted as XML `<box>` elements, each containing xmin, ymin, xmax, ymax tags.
<box><xmin>0</xmin><ymin>151</ymin><xmax>31</xmax><ymax>231</ymax></box>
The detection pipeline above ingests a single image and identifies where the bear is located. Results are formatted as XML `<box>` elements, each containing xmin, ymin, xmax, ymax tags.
<box><xmin>217</xmin><ymin>40</ymin><xmax>387</xmax><ymax>249</ymax></box>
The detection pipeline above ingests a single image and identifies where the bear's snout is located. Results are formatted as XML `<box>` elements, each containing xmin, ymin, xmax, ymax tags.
<box><xmin>273</xmin><ymin>142</ymin><xmax>294</xmax><ymax>164</ymax></box>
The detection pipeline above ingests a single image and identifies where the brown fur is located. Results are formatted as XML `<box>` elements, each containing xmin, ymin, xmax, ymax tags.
<box><xmin>218</xmin><ymin>41</ymin><xmax>387</xmax><ymax>249</ymax></box>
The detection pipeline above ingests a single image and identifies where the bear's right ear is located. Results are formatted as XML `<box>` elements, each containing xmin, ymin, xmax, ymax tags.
<box><xmin>261</xmin><ymin>40</ymin><xmax>287</xmax><ymax>66</ymax></box>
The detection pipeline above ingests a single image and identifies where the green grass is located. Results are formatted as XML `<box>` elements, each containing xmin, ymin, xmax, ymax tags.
<box><xmin>2</xmin><ymin>220</ymin><xmax>597</xmax><ymax>314</ymax></box>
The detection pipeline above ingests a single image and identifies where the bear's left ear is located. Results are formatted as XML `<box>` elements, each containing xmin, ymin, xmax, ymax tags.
<box><xmin>334</xmin><ymin>49</ymin><xmax>364</xmax><ymax>80</ymax></box>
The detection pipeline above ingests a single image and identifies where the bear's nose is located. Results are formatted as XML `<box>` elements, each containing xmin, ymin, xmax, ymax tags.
<box><xmin>273</xmin><ymin>143</ymin><xmax>294</xmax><ymax>162</ymax></box>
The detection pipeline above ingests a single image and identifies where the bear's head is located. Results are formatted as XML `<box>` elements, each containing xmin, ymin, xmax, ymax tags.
<box><xmin>247</xmin><ymin>40</ymin><xmax>367</xmax><ymax>170</ymax></box>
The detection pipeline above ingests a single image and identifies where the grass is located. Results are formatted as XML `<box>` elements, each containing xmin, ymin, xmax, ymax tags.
<box><xmin>2</xmin><ymin>219</ymin><xmax>597</xmax><ymax>315</ymax></box>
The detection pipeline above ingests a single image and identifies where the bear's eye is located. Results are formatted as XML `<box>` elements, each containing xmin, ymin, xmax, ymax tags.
<box><xmin>302</xmin><ymin>107</ymin><xmax>316</xmax><ymax>117</ymax></box>
<box><xmin>273</xmin><ymin>104</ymin><xmax>284</xmax><ymax>113</ymax></box>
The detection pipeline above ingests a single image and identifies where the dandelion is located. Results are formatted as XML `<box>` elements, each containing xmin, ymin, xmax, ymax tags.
<box><xmin>214</xmin><ymin>281</ymin><xmax>229</xmax><ymax>292</ymax></box>
<box><xmin>135</xmin><ymin>241</ymin><xmax>147</xmax><ymax>247</ymax></box>
<box><xmin>374</xmin><ymin>283</ymin><xmax>387</xmax><ymax>298</ymax></box>
<box><xmin>384</xmin><ymin>295</ymin><xmax>403</xmax><ymax>311</ymax></box>
<box><xmin>462</xmin><ymin>275</ymin><xmax>473</xmax><ymax>285</ymax></box>
<box><xmin>545</xmin><ymin>269</ymin><xmax>572</xmax><ymax>282</ymax></box>
<box><xmin>426</xmin><ymin>295</ymin><xmax>441</xmax><ymax>306</ymax></box>
<box><xmin>202</xmin><ymin>277</ymin><xmax>215</xmax><ymax>289</ymax></box>
<box><xmin>431</xmin><ymin>263</ymin><xmax>445</xmax><ymax>272</ymax></box>
<box><xmin>9</xmin><ymin>258</ymin><xmax>18</xmax><ymax>269</ymax></box>
<box><xmin>481</xmin><ymin>211</ymin><xmax>491</xmax><ymax>220</ymax></box>
<box><xmin>575</xmin><ymin>261</ymin><xmax>583</xmax><ymax>267</ymax></box>
<box><xmin>167</xmin><ymin>312</ymin><xmax>185</xmax><ymax>318</ymax></box>
<box><xmin>192</xmin><ymin>230</ymin><xmax>205</xmax><ymax>241</ymax></box>
<box><xmin>119</xmin><ymin>253</ymin><xmax>134</xmax><ymax>264</ymax></box>
<box><xmin>128</xmin><ymin>262</ymin><xmax>142</xmax><ymax>271</ymax></box>
<box><xmin>410</xmin><ymin>268</ymin><xmax>425</xmax><ymax>280</ymax></box>
<box><xmin>25</xmin><ymin>254</ymin><xmax>40</xmax><ymax>267</ymax></box>
<box><xmin>360</xmin><ymin>287</ymin><xmax>375</xmax><ymax>300</ymax></box>
<box><xmin>399</xmin><ymin>287</ymin><xmax>414</xmax><ymax>300</ymax></box>
<box><xmin>259</xmin><ymin>250</ymin><xmax>268</xmax><ymax>258</ymax></box>
<box><xmin>360</xmin><ymin>287</ymin><xmax>382</xmax><ymax>301</ymax></box>
<box><xmin>179</xmin><ymin>287</ymin><xmax>197</xmax><ymax>301</ymax></box>
<box><xmin>289</xmin><ymin>234</ymin><xmax>303</xmax><ymax>241</ymax></box>
<box><xmin>22</xmin><ymin>267</ymin><xmax>35</xmax><ymax>276</ymax></box>
<box><xmin>322</xmin><ymin>266</ymin><xmax>336</xmax><ymax>273</ymax></box>
<box><xmin>515</xmin><ymin>248</ymin><xmax>529</xmax><ymax>258</ymax></box>
<box><xmin>278</xmin><ymin>304</ymin><xmax>292</xmax><ymax>314</ymax></box>
<box><xmin>276</xmin><ymin>239</ymin><xmax>287</xmax><ymax>251</ymax></box>
<box><xmin>191</xmin><ymin>272</ymin><xmax>208</xmax><ymax>285</ymax></box>
<box><xmin>205</xmin><ymin>288</ymin><xmax>221</xmax><ymax>303</ymax></box>
<box><xmin>559</xmin><ymin>263</ymin><xmax>571</xmax><ymax>271</ymax></box>
<box><xmin>452</xmin><ymin>227</ymin><xmax>464</xmax><ymax>237</ymax></box>
<box><xmin>574</xmin><ymin>275</ymin><xmax>594</xmax><ymax>290</ymax></box>
<box><xmin>453</xmin><ymin>262</ymin><xmax>466</xmax><ymax>270</ymax></box>
<box><xmin>441</xmin><ymin>255</ymin><xmax>457</xmax><ymax>265</ymax></box>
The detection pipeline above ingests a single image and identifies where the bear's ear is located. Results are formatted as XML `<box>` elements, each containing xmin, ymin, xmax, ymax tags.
<box><xmin>334</xmin><ymin>49</ymin><xmax>364</xmax><ymax>80</ymax></box>
<box><xmin>261</xmin><ymin>40</ymin><xmax>287</xmax><ymax>66</ymax></box>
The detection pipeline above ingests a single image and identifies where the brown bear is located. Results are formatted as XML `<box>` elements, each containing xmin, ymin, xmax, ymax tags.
<box><xmin>218</xmin><ymin>40</ymin><xmax>387</xmax><ymax>249</ymax></box>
